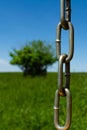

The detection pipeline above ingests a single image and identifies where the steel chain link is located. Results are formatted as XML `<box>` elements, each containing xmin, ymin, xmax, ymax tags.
<box><xmin>60</xmin><ymin>0</ymin><xmax>71</xmax><ymax>30</ymax></box>
<box><xmin>54</xmin><ymin>0</ymin><xmax>74</xmax><ymax>130</ymax></box>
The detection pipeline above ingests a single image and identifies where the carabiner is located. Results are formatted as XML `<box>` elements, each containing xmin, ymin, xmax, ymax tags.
<box><xmin>54</xmin><ymin>89</ymin><xmax>72</xmax><ymax>130</ymax></box>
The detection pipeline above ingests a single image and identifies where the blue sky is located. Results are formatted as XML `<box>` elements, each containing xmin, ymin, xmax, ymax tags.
<box><xmin>0</xmin><ymin>0</ymin><xmax>87</xmax><ymax>72</ymax></box>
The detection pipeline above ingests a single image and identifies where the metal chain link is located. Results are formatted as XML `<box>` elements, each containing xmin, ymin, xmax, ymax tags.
<box><xmin>60</xmin><ymin>0</ymin><xmax>71</xmax><ymax>30</ymax></box>
<box><xmin>54</xmin><ymin>0</ymin><xmax>74</xmax><ymax>130</ymax></box>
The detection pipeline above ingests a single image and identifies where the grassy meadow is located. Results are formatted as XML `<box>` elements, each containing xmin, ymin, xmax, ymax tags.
<box><xmin>0</xmin><ymin>72</ymin><xmax>87</xmax><ymax>130</ymax></box>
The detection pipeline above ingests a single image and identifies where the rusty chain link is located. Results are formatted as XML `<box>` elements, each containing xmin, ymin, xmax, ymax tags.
<box><xmin>54</xmin><ymin>0</ymin><xmax>74</xmax><ymax>130</ymax></box>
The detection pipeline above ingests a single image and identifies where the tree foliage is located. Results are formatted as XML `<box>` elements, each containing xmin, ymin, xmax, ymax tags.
<box><xmin>10</xmin><ymin>40</ymin><xmax>57</xmax><ymax>75</ymax></box>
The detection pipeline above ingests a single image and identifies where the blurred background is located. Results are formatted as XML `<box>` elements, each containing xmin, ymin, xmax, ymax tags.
<box><xmin>0</xmin><ymin>0</ymin><xmax>87</xmax><ymax>72</ymax></box>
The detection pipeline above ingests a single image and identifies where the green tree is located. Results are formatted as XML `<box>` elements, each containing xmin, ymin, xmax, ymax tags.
<box><xmin>10</xmin><ymin>40</ymin><xmax>57</xmax><ymax>75</ymax></box>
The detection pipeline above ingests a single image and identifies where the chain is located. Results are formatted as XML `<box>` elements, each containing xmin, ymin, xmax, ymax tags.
<box><xmin>54</xmin><ymin>0</ymin><xmax>74</xmax><ymax>130</ymax></box>
<box><xmin>60</xmin><ymin>0</ymin><xmax>71</xmax><ymax>30</ymax></box>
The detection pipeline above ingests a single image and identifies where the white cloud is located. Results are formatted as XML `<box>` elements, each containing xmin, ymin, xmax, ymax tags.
<box><xmin>0</xmin><ymin>59</ymin><xmax>9</xmax><ymax>65</ymax></box>
<box><xmin>0</xmin><ymin>59</ymin><xmax>21</xmax><ymax>72</ymax></box>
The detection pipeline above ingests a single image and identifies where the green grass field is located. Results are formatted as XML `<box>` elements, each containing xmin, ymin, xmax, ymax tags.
<box><xmin>0</xmin><ymin>72</ymin><xmax>87</xmax><ymax>130</ymax></box>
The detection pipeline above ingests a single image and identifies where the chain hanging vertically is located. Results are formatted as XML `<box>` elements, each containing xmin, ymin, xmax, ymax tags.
<box><xmin>54</xmin><ymin>0</ymin><xmax>74</xmax><ymax>130</ymax></box>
